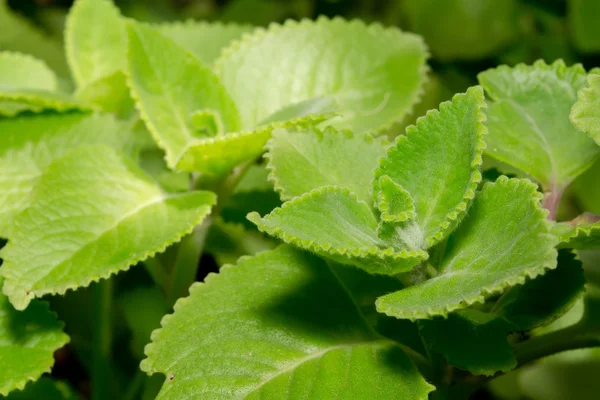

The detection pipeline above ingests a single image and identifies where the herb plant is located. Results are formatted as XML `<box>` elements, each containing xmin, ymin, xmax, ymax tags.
<box><xmin>1</xmin><ymin>0</ymin><xmax>600</xmax><ymax>399</ymax></box>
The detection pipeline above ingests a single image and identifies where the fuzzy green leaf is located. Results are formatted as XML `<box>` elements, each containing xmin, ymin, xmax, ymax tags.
<box><xmin>65</xmin><ymin>0</ymin><xmax>126</xmax><ymax>88</ymax></box>
<box><xmin>554</xmin><ymin>217</ymin><xmax>600</xmax><ymax>250</ymax></box>
<box><xmin>74</xmin><ymin>71</ymin><xmax>134</xmax><ymax>116</ymax></box>
<box><xmin>0</xmin><ymin>278</ymin><xmax>69</xmax><ymax>396</ymax></box>
<box><xmin>0</xmin><ymin>52</ymin><xmax>87</xmax><ymax>116</ymax></box>
<box><xmin>2</xmin><ymin>377</ymin><xmax>81</xmax><ymax>400</ymax></box>
<box><xmin>420</xmin><ymin>310</ymin><xmax>517</xmax><ymax>375</ymax></box>
<box><xmin>373</xmin><ymin>86</ymin><xmax>487</xmax><ymax>249</ymax></box>
<box><xmin>376</xmin><ymin>176</ymin><xmax>416</xmax><ymax>223</ymax></box>
<box><xmin>157</xmin><ymin>20</ymin><xmax>254</xmax><ymax>66</ymax></box>
<box><xmin>0</xmin><ymin>113</ymin><xmax>137</xmax><ymax>237</ymax></box>
<box><xmin>249</xmin><ymin>186</ymin><xmax>427</xmax><ymax>275</ymax></box>
<box><xmin>494</xmin><ymin>250</ymin><xmax>585</xmax><ymax>330</ymax></box>
<box><xmin>569</xmin><ymin>0</ymin><xmax>600</xmax><ymax>53</ymax></box>
<box><xmin>141</xmin><ymin>246</ymin><xmax>434</xmax><ymax>399</ymax></box>
<box><xmin>0</xmin><ymin>145</ymin><xmax>216</xmax><ymax>310</ymax></box>
<box><xmin>478</xmin><ymin>60</ymin><xmax>600</xmax><ymax>188</ymax></box>
<box><xmin>265</xmin><ymin>126</ymin><xmax>387</xmax><ymax>204</ymax></box>
<box><xmin>214</xmin><ymin>17</ymin><xmax>428</xmax><ymax>133</ymax></box>
<box><xmin>571</xmin><ymin>73</ymin><xmax>600</xmax><ymax>147</ymax></box>
<box><xmin>376</xmin><ymin>177</ymin><xmax>557</xmax><ymax>320</ymax></box>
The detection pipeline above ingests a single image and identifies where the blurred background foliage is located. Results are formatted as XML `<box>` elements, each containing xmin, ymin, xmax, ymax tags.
<box><xmin>2</xmin><ymin>1</ymin><xmax>600</xmax><ymax>399</ymax></box>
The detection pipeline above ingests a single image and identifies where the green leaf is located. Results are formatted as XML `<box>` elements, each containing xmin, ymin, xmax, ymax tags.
<box><xmin>265</xmin><ymin>126</ymin><xmax>388</xmax><ymax>204</ymax></box>
<box><xmin>0</xmin><ymin>145</ymin><xmax>216</xmax><ymax>310</ymax></box>
<box><xmin>74</xmin><ymin>71</ymin><xmax>134</xmax><ymax>116</ymax></box>
<box><xmin>420</xmin><ymin>310</ymin><xmax>517</xmax><ymax>375</ymax></box>
<box><xmin>3</xmin><ymin>377</ymin><xmax>81</xmax><ymax>400</ymax></box>
<box><xmin>249</xmin><ymin>186</ymin><xmax>427</xmax><ymax>275</ymax></box>
<box><xmin>373</xmin><ymin>86</ymin><xmax>487</xmax><ymax>249</ymax></box>
<box><xmin>0</xmin><ymin>277</ymin><xmax>69</xmax><ymax>396</ymax></box>
<box><xmin>0</xmin><ymin>1</ymin><xmax>69</xmax><ymax>78</ymax></box>
<box><xmin>571</xmin><ymin>73</ymin><xmax>600</xmax><ymax>147</ymax></box>
<box><xmin>141</xmin><ymin>246</ymin><xmax>434</xmax><ymax>399</ymax></box>
<box><xmin>214</xmin><ymin>17</ymin><xmax>428</xmax><ymax>133</ymax></box>
<box><xmin>376</xmin><ymin>176</ymin><xmax>416</xmax><ymax>223</ymax></box>
<box><xmin>0</xmin><ymin>52</ymin><xmax>57</xmax><ymax>91</ymax></box>
<box><xmin>553</xmin><ymin>217</ymin><xmax>600</xmax><ymax>250</ymax></box>
<box><xmin>494</xmin><ymin>250</ymin><xmax>585</xmax><ymax>330</ymax></box>
<box><xmin>65</xmin><ymin>0</ymin><xmax>126</xmax><ymax>88</ymax></box>
<box><xmin>157</xmin><ymin>20</ymin><xmax>254</xmax><ymax>66</ymax></box>
<box><xmin>569</xmin><ymin>0</ymin><xmax>600</xmax><ymax>53</ymax></box>
<box><xmin>0</xmin><ymin>113</ymin><xmax>137</xmax><ymax>237</ymax></box>
<box><xmin>478</xmin><ymin>60</ymin><xmax>600</xmax><ymax>189</ymax></box>
<box><xmin>376</xmin><ymin>177</ymin><xmax>558</xmax><ymax>320</ymax></box>
<box><xmin>402</xmin><ymin>0</ymin><xmax>518</xmax><ymax>60</ymax></box>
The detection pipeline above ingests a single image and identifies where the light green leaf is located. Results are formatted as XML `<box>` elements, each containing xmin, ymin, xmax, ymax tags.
<box><xmin>373</xmin><ymin>86</ymin><xmax>487</xmax><ymax>249</ymax></box>
<box><xmin>141</xmin><ymin>246</ymin><xmax>434</xmax><ymax>399</ymax></box>
<box><xmin>249</xmin><ymin>186</ymin><xmax>427</xmax><ymax>275</ymax></box>
<box><xmin>494</xmin><ymin>250</ymin><xmax>585</xmax><ymax>330</ymax></box>
<box><xmin>0</xmin><ymin>145</ymin><xmax>216</xmax><ymax>310</ymax></box>
<box><xmin>0</xmin><ymin>52</ymin><xmax>57</xmax><ymax>91</ymax></box>
<box><xmin>376</xmin><ymin>176</ymin><xmax>416</xmax><ymax>223</ymax></box>
<box><xmin>402</xmin><ymin>0</ymin><xmax>518</xmax><ymax>60</ymax></box>
<box><xmin>65</xmin><ymin>0</ymin><xmax>126</xmax><ymax>88</ymax></box>
<box><xmin>74</xmin><ymin>71</ymin><xmax>133</xmax><ymax>117</ymax></box>
<box><xmin>376</xmin><ymin>177</ymin><xmax>558</xmax><ymax>320</ymax></box>
<box><xmin>553</xmin><ymin>216</ymin><xmax>600</xmax><ymax>250</ymax></box>
<box><xmin>478</xmin><ymin>60</ymin><xmax>600</xmax><ymax>189</ymax></box>
<box><xmin>420</xmin><ymin>310</ymin><xmax>517</xmax><ymax>375</ymax></box>
<box><xmin>214</xmin><ymin>17</ymin><xmax>428</xmax><ymax>133</ymax></box>
<box><xmin>126</xmin><ymin>21</ymin><xmax>243</xmax><ymax>170</ymax></box>
<box><xmin>265</xmin><ymin>126</ymin><xmax>388</xmax><ymax>204</ymax></box>
<box><xmin>157</xmin><ymin>20</ymin><xmax>254</xmax><ymax>66</ymax></box>
<box><xmin>0</xmin><ymin>113</ymin><xmax>137</xmax><ymax>237</ymax></box>
<box><xmin>3</xmin><ymin>377</ymin><xmax>80</xmax><ymax>400</ymax></box>
<box><xmin>0</xmin><ymin>0</ymin><xmax>69</xmax><ymax>78</ymax></box>
<box><xmin>571</xmin><ymin>73</ymin><xmax>600</xmax><ymax>147</ymax></box>
<box><xmin>0</xmin><ymin>278</ymin><xmax>69</xmax><ymax>396</ymax></box>
<box><xmin>569</xmin><ymin>0</ymin><xmax>600</xmax><ymax>53</ymax></box>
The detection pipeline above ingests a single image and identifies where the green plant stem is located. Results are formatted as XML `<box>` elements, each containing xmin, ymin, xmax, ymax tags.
<box><xmin>92</xmin><ymin>279</ymin><xmax>113</xmax><ymax>400</ymax></box>
<box><xmin>514</xmin><ymin>323</ymin><xmax>600</xmax><ymax>367</ymax></box>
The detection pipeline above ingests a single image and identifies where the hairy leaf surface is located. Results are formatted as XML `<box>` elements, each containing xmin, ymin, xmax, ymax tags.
<box><xmin>249</xmin><ymin>187</ymin><xmax>427</xmax><ymax>275</ymax></box>
<box><xmin>214</xmin><ymin>17</ymin><xmax>428</xmax><ymax>133</ymax></box>
<box><xmin>571</xmin><ymin>73</ymin><xmax>600</xmax><ymax>146</ymax></box>
<box><xmin>265</xmin><ymin>126</ymin><xmax>387</xmax><ymax>204</ymax></box>
<box><xmin>141</xmin><ymin>246</ymin><xmax>434</xmax><ymax>399</ymax></box>
<box><xmin>478</xmin><ymin>60</ymin><xmax>600</xmax><ymax>188</ymax></box>
<box><xmin>3</xmin><ymin>377</ymin><xmax>80</xmax><ymax>400</ymax></box>
<box><xmin>0</xmin><ymin>278</ymin><xmax>69</xmax><ymax>396</ymax></box>
<box><xmin>376</xmin><ymin>177</ymin><xmax>557</xmax><ymax>320</ymax></box>
<box><xmin>554</xmin><ymin>218</ymin><xmax>600</xmax><ymax>250</ymax></box>
<box><xmin>157</xmin><ymin>20</ymin><xmax>254</xmax><ymax>66</ymax></box>
<box><xmin>0</xmin><ymin>113</ymin><xmax>136</xmax><ymax>237</ymax></box>
<box><xmin>373</xmin><ymin>86</ymin><xmax>486</xmax><ymax>248</ymax></box>
<box><xmin>0</xmin><ymin>146</ymin><xmax>216</xmax><ymax>310</ymax></box>
<box><xmin>65</xmin><ymin>0</ymin><xmax>126</xmax><ymax>88</ymax></box>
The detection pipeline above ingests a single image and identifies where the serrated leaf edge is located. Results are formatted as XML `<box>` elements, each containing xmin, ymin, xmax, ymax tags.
<box><xmin>248</xmin><ymin>186</ymin><xmax>427</xmax><ymax>262</ymax></box>
<box><xmin>214</xmin><ymin>16</ymin><xmax>430</xmax><ymax>135</ymax></box>
<box><xmin>376</xmin><ymin>175</ymin><xmax>416</xmax><ymax>223</ymax></box>
<box><xmin>570</xmin><ymin>72</ymin><xmax>600</xmax><ymax>146</ymax></box>
<box><xmin>376</xmin><ymin>177</ymin><xmax>558</xmax><ymax>321</ymax></box>
<box><xmin>0</xmin><ymin>298</ymin><xmax>70</xmax><ymax>396</ymax></box>
<box><xmin>556</xmin><ymin>220</ymin><xmax>600</xmax><ymax>249</ymax></box>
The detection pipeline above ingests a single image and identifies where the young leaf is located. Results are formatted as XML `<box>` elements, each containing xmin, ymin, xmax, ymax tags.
<box><xmin>376</xmin><ymin>176</ymin><xmax>416</xmax><ymax>223</ymax></box>
<box><xmin>265</xmin><ymin>126</ymin><xmax>388</xmax><ymax>204</ymax></box>
<box><xmin>478</xmin><ymin>60</ymin><xmax>600</xmax><ymax>189</ymax></box>
<box><xmin>65</xmin><ymin>0</ymin><xmax>126</xmax><ymax>88</ymax></box>
<box><xmin>373</xmin><ymin>86</ymin><xmax>487</xmax><ymax>249</ymax></box>
<box><xmin>0</xmin><ymin>145</ymin><xmax>216</xmax><ymax>310</ymax></box>
<box><xmin>571</xmin><ymin>73</ymin><xmax>600</xmax><ymax>147</ymax></box>
<box><xmin>420</xmin><ymin>310</ymin><xmax>517</xmax><ymax>376</ymax></box>
<box><xmin>0</xmin><ymin>278</ymin><xmax>69</xmax><ymax>396</ymax></box>
<box><xmin>0</xmin><ymin>113</ymin><xmax>137</xmax><ymax>237</ymax></box>
<box><xmin>553</xmin><ymin>218</ymin><xmax>600</xmax><ymax>250</ymax></box>
<box><xmin>214</xmin><ymin>17</ymin><xmax>428</xmax><ymax>133</ymax></box>
<box><xmin>249</xmin><ymin>186</ymin><xmax>427</xmax><ymax>275</ymax></box>
<box><xmin>376</xmin><ymin>177</ymin><xmax>558</xmax><ymax>320</ymax></box>
<box><xmin>494</xmin><ymin>250</ymin><xmax>585</xmax><ymax>330</ymax></box>
<box><xmin>141</xmin><ymin>246</ymin><xmax>434</xmax><ymax>399</ymax></box>
<box><xmin>157</xmin><ymin>20</ymin><xmax>254</xmax><ymax>66</ymax></box>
